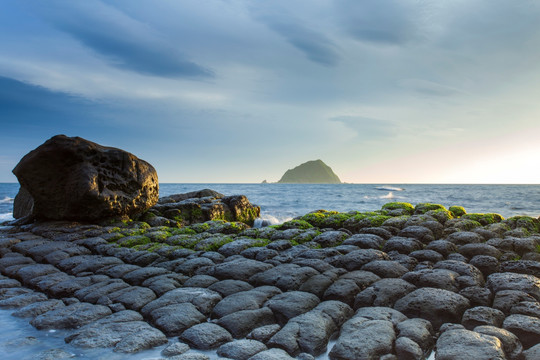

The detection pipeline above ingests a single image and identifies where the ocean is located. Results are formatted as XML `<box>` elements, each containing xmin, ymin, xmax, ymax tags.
<box><xmin>2</xmin><ymin>183</ymin><xmax>540</xmax><ymax>224</ymax></box>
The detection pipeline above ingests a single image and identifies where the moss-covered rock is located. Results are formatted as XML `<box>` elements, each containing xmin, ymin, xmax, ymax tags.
<box><xmin>504</xmin><ymin>216</ymin><xmax>540</xmax><ymax>233</ymax></box>
<box><xmin>425</xmin><ymin>209</ymin><xmax>454</xmax><ymax>224</ymax></box>
<box><xmin>444</xmin><ymin>218</ymin><xmax>482</xmax><ymax>231</ymax></box>
<box><xmin>449</xmin><ymin>206</ymin><xmax>467</xmax><ymax>217</ymax></box>
<box><xmin>382</xmin><ymin>202</ymin><xmax>415</xmax><ymax>215</ymax></box>
<box><xmin>276</xmin><ymin>219</ymin><xmax>314</xmax><ymax>230</ymax></box>
<box><xmin>194</xmin><ymin>235</ymin><xmax>234</xmax><ymax>251</ymax></box>
<box><xmin>382</xmin><ymin>215</ymin><xmax>411</xmax><ymax>229</ymax></box>
<box><xmin>462</xmin><ymin>213</ymin><xmax>504</xmax><ymax>226</ymax></box>
<box><xmin>414</xmin><ymin>203</ymin><xmax>447</xmax><ymax>214</ymax></box>
<box><xmin>300</xmin><ymin>210</ymin><xmax>352</xmax><ymax>229</ymax></box>
<box><xmin>117</xmin><ymin>235</ymin><xmax>151</xmax><ymax>247</ymax></box>
<box><xmin>343</xmin><ymin>212</ymin><xmax>391</xmax><ymax>232</ymax></box>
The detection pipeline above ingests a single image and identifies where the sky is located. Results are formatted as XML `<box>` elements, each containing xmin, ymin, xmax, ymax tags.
<box><xmin>1</xmin><ymin>0</ymin><xmax>540</xmax><ymax>184</ymax></box>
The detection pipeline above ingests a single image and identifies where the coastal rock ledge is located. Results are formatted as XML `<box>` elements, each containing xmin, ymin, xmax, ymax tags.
<box><xmin>12</xmin><ymin>135</ymin><xmax>159</xmax><ymax>221</ymax></box>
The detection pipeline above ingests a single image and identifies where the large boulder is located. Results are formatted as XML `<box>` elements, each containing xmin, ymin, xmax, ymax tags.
<box><xmin>12</xmin><ymin>135</ymin><xmax>158</xmax><ymax>221</ymax></box>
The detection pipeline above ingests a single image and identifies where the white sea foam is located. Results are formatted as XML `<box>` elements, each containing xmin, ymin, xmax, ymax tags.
<box><xmin>380</xmin><ymin>192</ymin><xmax>395</xmax><ymax>199</ymax></box>
<box><xmin>375</xmin><ymin>186</ymin><xmax>404</xmax><ymax>191</ymax></box>
<box><xmin>0</xmin><ymin>213</ymin><xmax>13</xmax><ymax>222</ymax></box>
<box><xmin>253</xmin><ymin>213</ymin><xmax>291</xmax><ymax>227</ymax></box>
<box><xmin>0</xmin><ymin>196</ymin><xmax>14</xmax><ymax>204</ymax></box>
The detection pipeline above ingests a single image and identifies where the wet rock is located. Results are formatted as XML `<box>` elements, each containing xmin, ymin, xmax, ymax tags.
<box><xmin>487</xmin><ymin>272</ymin><xmax>540</xmax><ymax>301</ymax></box>
<box><xmin>395</xmin><ymin>336</ymin><xmax>423</xmax><ymax>360</ymax></box>
<box><xmin>511</xmin><ymin>301</ymin><xmax>540</xmax><ymax>318</ymax></box>
<box><xmin>435</xmin><ymin>328</ymin><xmax>505</xmax><ymax>359</ymax></box>
<box><xmin>0</xmin><ymin>291</ymin><xmax>48</xmax><ymax>308</ymax></box>
<box><xmin>459</xmin><ymin>243</ymin><xmax>502</xmax><ymax>259</ymax></box>
<box><xmin>248</xmin><ymin>348</ymin><xmax>295</xmax><ymax>360</ymax></box>
<box><xmin>268</xmin><ymin>301</ymin><xmax>354</xmax><ymax>356</ymax></box>
<box><xmin>322</xmin><ymin>278</ymin><xmax>361</xmax><ymax>307</ymax></box>
<box><xmin>409</xmin><ymin>249</ymin><xmax>444</xmax><ymax>263</ymax></box>
<box><xmin>396</xmin><ymin>318</ymin><xmax>434</xmax><ymax>351</ymax></box>
<box><xmin>74</xmin><ymin>279</ymin><xmax>129</xmax><ymax>303</ymax></box>
<box><xmin>142</xmin><ymin>273</ymin><xmax>187</xmax><ymax>296</ymax></box>
<box><xmin>212</xmin><ymin>286</ymin><xmax>281</xmax><ymax>318</ymax></box>
<box><xmin>141</xmin><ymin>287</ymin><xmax>222</xmax><ymax>317</ymax></box>
<box><xmin>15</xmin><ymin>264</ymin><xmax>60</xmax><ymax>285</ymax></box>
<box><xmin>312</xmin><ymin>231</ymin><xmax>349</xmax><ymax>247</ymax></box>
<box><xmin>446</xmin><ymin>231</ymin><xmax>484</xmax><ymax>246</ymax></box>
<box><xmin>394</xmin><ymin>287</ymin><xmax>470</xmax><ymax>330</ymax></box>
<box><xmin>474</xmin><ymin>325</ymin><xmax>523</xmax><ymax>360</ymax></box>
<box><xmin>383</xmin><ymin>237</ymin><xmax>423</xmax><ymax>254</ymax></box>
<box><xmin>500</xmin><ymin>260</ymin><xmax>540</xmax><ymax>278</ymax></box>
<box><xmin>65</xmin><ymin>310</ymin><xmax>167</xmax><ymax>353</ymax></box>
<box><xmin>217</xmin><ymin>339</ymin><xmax>267</xmax><ymax>360</ymax></box>
<box><xmin>12</xmin><ymin>298</ymin><xmax>65</xmax><ymax>318</ymax></box>
<box><xmin>149</xmin><ymin>302</ymin><xmax>207</xmax><ymax>336</ymax></box>
<box><xmin>247</xmin><ymin>324</ymin><xmax>281</xmax><ymax>343</ymax></box>
<box><xmin>361</xmin><ymin>260</ymin><xmax>409</xmax><ymax>278</ymax></box>
<box><xmin>523</xmin><ymin>343</ymin><xmax>540</xmax><ymax>360</ymax></box>
<box><xmin>298</xmin><ymin>272</ymin><xmax>337</xmax><ymax>298</ymax></box>
<box><xmin>434</xmin><ymin>260</ymin><xmax>485</xmax><ymax>287</ymax></box>
<box><xmin>503</xmin><ymin>314</ymin><xmax>540</xmax><ymax>349</ymax></box>
<box><xmin>175</xmin><ymin>257</ymin><xmax>215</xmax><ymax>276</ymax></box>
<box><xmin>265</xmin><ymin>291</ymin><xmax>320</xmax><ymax>325</ymax></box>
<box><xmin>331</xmin><ymin>249</ymin><xmax>389</xmax><ymax>271</ymax></box>
<box><xmin>162</xmin><ymin>342</ymin><xmax>190</xmax><ymax>357</ymax></box>
<box><xmin>470</xmin><ymin>255</ymin><xmax>500</xmax><ymax>277</ymax></box>
<box><xmin>462</xmin><ymin>306</ymin><xmax>505</xmax><ymax>329</ymax></box>
<box><xmin>399</xmin><ymin>226</ymin><xmax>435</xmax><ymax>244</ymax></box>
<box><xmin>249</xmin><ymin>264</ymin><xmax>319</xmax><ymax>291</ymax></box>
<box><xmin>342</xmin><ymin>233</ymin><xmax>385</xmax><ymax>249</ymax></box>
<box><xmin>355</xmin><ymin>278</ymin><xmax>417</xmax><ymax>308</ymax></box>
<box><xmin>425</xmin><ymin>240</ymin><xmax>459</xmax><ymax>257</ymax></box>
<box><xmin>183</xmin><ymin>274</ymin><xmax>219</xmax><ymax>288</ymax></box>
<box><xmin>402</xmin><ymin>268</ymin><xmax>461</xmax><ymax>292</ymax></box>
<box><xmin>12</xmin><ymin>134</ymin><xmax>159</xmax><ymax>220</ymax></box>
<box><xmin>31</xmin><ymin>302</ymin><xmax>112</xmax><ymax>329</ymax></box>
<box><xmin>493</xmin><ymin>289</ymin><xmax>536</xmax><ymax>314</ymax></box>
<box><xmin>217</xmin><ymin>307</ymin><xmax>276</xmax><ymax>338</ymax></box>
<box><xmin>459</xmin><ymin>286</ymin><xmax>493</xmax><ymax>307</ymax></box>
<box><xmin>211</xmin><ymin>258</ymin><xmax>273</xmax><ymax>282</ymax></box>
<box><xmin>208</xmin><ymin>279</ymin><xmax>254</xmax><ymax>297</ymax></box>
<box><xmin>180</xmin><ymin>323</ymin><xmax>233</xmax><ymax>350</ymax></box>
<box><xmin>329</xmin><ymin>318</ymin><xmax>395</xmax><ymax>360</ymax></box>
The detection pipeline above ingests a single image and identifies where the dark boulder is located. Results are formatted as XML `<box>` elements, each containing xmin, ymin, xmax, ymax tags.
<box><xmin>12</xmin><ymin>135</ymin><xmax>158</xmax><ymax>220</ymax></box>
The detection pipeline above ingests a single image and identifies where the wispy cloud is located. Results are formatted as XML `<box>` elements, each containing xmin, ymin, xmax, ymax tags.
<box><xmin>32</xmin><ymin>0</ymin><xmax>213</xmax><ymax>78</ymax></box>
<box><xmin>330</xmin><ymin>116</ymin><xmax>397</xmax><ymax>139</ymax></box>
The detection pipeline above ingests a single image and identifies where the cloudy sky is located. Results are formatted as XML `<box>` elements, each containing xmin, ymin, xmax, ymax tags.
<box><xmin>1</xmin><ymin>0</ymin><xmax>540</xmax><ymax>183</ymax></box>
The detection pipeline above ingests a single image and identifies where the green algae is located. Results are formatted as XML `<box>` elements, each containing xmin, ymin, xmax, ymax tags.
<box><xmin>414</xmin><ymin>203</ymin><xmax>447</xmax><ymax>214</ymax></box>
<box><xmin>504</xmin><ymin>216</ymin><xmax>540</xmax><ymax>233</ymax></box>
<box><xmin>276</xmin><ymin>219</ymin><xmax>314</xmax><ymax>230</ymax></box>
<box><xmin>117</xmin><ymin>235</ymin><xmax>151</xmax><ymax>247</ymax></box>
<box><xmin>449</xmin><ymin>206</ymin><xmax>467</xmax><ymax>217</ymax></box>
<box><xmin>425</xmin><ymin>209</ymin><xmax>454</xmax><ymax>224</ymax></box>
<box><xmin>462</xmin><ymin>213</ymin><xmax>504</xmax><ymax>226</ymax></box>
<box><xmin>382</xmin><ymin>202</ymin><xmax>415</xmax><ymax>215</ymax></box>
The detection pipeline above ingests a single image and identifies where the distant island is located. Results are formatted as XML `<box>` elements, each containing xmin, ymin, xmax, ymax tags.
<box><xmin>277</xmin><ymin>159</ymin><xmax>341</xmax><ymax>184</ymax></box>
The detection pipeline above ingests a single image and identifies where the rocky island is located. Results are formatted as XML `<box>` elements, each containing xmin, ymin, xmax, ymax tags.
<box><xmin>1</xmin><ymin>136</ymin><xmax>540</xmax><ymax>360</ymax></box>
<box><xmin>277</xmin><ymin>160</ymin><xmax>341</xmax><ymax>184</ymax></box>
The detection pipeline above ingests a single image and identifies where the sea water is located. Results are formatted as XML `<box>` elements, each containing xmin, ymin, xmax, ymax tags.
<box><xmin>2</xmin><ymin>182</ymin><xmax>540</xmax><ymax>223</ymax></box>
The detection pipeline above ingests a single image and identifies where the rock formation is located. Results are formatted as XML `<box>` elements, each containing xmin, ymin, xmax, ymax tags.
<box><xmin>12</xmin><ymin>135</ymin><xmax>159</xmax><ymax>221</ymax></box>
<box><xmin>277</xmin><ymin>159</ymin><xmax>341</xmax><ymax>184</ymax></box>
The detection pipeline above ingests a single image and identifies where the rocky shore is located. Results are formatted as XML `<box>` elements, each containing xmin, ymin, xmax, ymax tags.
<box><xmin>2</xmin><ymin>199</ymin><xmax>540</xmax><ymax>359</ymax></box>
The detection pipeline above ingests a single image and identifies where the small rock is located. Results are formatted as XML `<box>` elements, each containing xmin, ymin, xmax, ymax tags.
<box><xmin>180</xmin><ymin>323</ymin><xmax>233</xmax><ymax>350</ymax></box>
<box><xmin>217</xmin><ymin>339</ymin><xmax>267</xmax><ymax>360</ymax></box>
<box><xmin>462</xmin><ymin>306</ymin><xmax>505</xmax><ymax>329</ymax></box>
<box><xmin>435</xmin><ymin>328</ymin><xmax>506</xmax><ymax>359</ymax></box>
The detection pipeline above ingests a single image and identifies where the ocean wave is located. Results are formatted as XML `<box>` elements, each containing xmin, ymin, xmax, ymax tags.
<box><xmin>254</xmin><ymin>214</ymin><xmax>292</xmax><ymax>227</ymax></box>
<box><xmin>0</xmin><ymin>197</ymin><xmax>14</xmax><ymax>204</ymax></box>
<box><xmin>375</xmin><ymin>186</ymin><xmax>404</xmax><ymax>191</ymax></box>
<box><xmin>0</xmin><ymin>213</ymin><xmax>14</xmax><ymax>222</ymax></box>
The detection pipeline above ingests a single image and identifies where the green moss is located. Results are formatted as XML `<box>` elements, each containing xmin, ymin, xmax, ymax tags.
<box><xmin>118</xmin><ymin>235</ymin><xmax>151</xmax><ymax>247</ymax></box>
<box><xmin>382</xmin><ymin>202</ymin><xmax>415</xmax><ymax>215</ymax></box>
<box><xmin>382</xmin><ymin>215</ymin><xmax>411</xmax><ymax>228</ymax></box>
<box><xmin>170</xmin><ymin>227</ymin><xmax>197</xmax><ymax>236</ymax></box>
<box><xmin>119</xmin><ymin>228</ymin><xmax>147</xmax><ymax>236</ymax></box>
<box><xmin>535</xmin><ymin>244</ymin><xmax>540</xmax><ymax>254</ymax></box>
<box><xmin>277</xmin><ymin>219</ymin><xmax>314</xmax><ymax>230</ymax></box>
<box><xmin>449</xmin><ymin>206</ymin><xmax>467</xmax><ymax>217</ymax></box>
<box><xmin>301</xmin><ymin>210</ymin><xmax>339</xmax><ymax>228</ymax></box>
<box><xmin>462</xmin><ymin>213</ymin><xmax>504</xmax><ymax>226</ymax></box>
<box><xmin>293</xmin><ymin>229</ymin><xmax>322</xmax><ymax>244</ymax></box>
<box><xmin>195</xmin><ymin>235</ymin><xmax>234</xmax><ymax>251</ymax></box>
<box><xmin>146</xmin><ymin>231</ymin><xmax>171</xmax><ymax>242</ymax></box>
<box><xmin>414</xmin><ymin>203</ymin><xmax>447</xmax><ymax>214</ymax></box>
<box><xmin>236</xmin><ymin>207</ymin><xmax>259</xmax><ymax>226</ymax></box>
<box><xmin>190</xmin><ymin>222</ymin><xmax>211</xmax><ymax>233</ymax></box>
<box><xmin>504</xmin><ymin>216</ymin><xmax>540</xmax><ymax>233</ymax></box>
<box><xmin>246</xmin><ymin>238</ymin><xmax>270</xmax><ymax>248</ymax></box>
<box><xmin>425</xmin><ymin>209</ymin><xmax>454</xmax><ymax>223</ymax></box>
<box><xmin>446</xmin><ymin>218</ymin><xmax>482</xmax><ymax>231</ymax></box>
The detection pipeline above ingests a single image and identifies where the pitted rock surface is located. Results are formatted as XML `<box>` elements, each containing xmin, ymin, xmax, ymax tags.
<box><xmin>12</xmin><ymin>135</ymin><xmax>159</xmax><ymax>220</ymax></box>
<box><xmin>2</xmin><ymin>199</ymin><xmax>540</xmax><ymax>359</ymax></box>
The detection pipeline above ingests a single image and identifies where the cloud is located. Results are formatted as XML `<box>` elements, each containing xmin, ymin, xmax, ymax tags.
<box><xmin>30</xmin><ymin>0</ymin><xmax>213</xmax><ymax>78</ymax></box>
<box><xmin>334</xmin><ymin>0</ymin><xmax>421</xmax><ymax>45</ymax></box>
<box><xmin>249</xmin><ymin>5</ymin><xmax>340</xmax><ymax>67</ymax></box>
<box><xmin>330</xmin><ymin>116</ymin><xmax>397</xmax><ymax>139</ymax></box>
<box><xmin>397</xmin><ymin>79</ymin><xmax>462</xmax><ymax>97</ymax></box>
